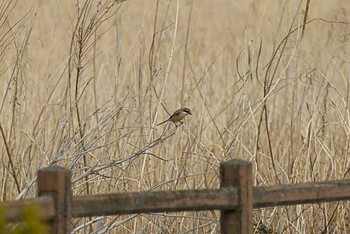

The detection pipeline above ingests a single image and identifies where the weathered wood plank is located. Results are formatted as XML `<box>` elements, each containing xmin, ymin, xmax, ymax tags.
<box><xmin>254</xmin><ymin>179</ymin><xmax>350</xmax><ymax>208</ymax></box>
<box><xmin>73</xmin><ymin>188</ymin><xmax>238</xmax><ymax>217</ymax></box>
<box><xmin>70</xmin><ymin>179</ymin><xmax>350</xmax><ymax>218</ymax></box>
<box><xmin>3</xmin><ymin>196</ymin><xmax>55</xmax><ymax>223</ymax></box>
<box><xmin>220</xmin><ymin>160</ymin><xmax>253</xmax><ymax>234</ymax></box>
<box><xmin>38</xmin><ymin>166</ymin><xmax>72</xmax><ymax>234</ymax></box>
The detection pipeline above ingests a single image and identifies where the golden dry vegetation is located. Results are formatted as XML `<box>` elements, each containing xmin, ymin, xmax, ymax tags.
<box><xmin>1</xmin><ymin>0</ymin><xmax>350</xmax><ymax>233</ymax></box>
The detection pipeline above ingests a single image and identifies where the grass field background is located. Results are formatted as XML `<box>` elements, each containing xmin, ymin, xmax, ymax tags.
<box><xmin>1</xmin><ymin>0</ymin><xmax>350</xmax><ymax>233</ymax></box>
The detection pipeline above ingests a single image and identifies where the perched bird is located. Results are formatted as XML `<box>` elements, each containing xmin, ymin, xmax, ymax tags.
<box><xmin>157</xmin><ymin>107</ymin><xmax>192</xmax><ymax>126</ymax></box>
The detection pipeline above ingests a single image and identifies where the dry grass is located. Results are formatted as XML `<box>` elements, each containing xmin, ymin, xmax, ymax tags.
<box><xmin>1</xmin><ymin>0</ymin><xmax>350</xmax><ymax>233</ymax></box>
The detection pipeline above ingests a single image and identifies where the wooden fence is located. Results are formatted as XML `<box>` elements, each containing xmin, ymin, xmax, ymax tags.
<box><xmin>3</xmin><ymin>159</ymin><xmax>350</xmax><ymax>233</ymax></box>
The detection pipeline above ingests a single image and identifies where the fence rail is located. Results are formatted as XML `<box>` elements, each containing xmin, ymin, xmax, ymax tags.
<box><xmin>3</xmin><ymin>160</ymin><xmax>350</xmax><ymax>233</ymax></box>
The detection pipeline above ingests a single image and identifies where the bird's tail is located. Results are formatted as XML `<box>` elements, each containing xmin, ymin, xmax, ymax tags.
<box><xmin>156</xmin><ymin>119</ymin><xmax>169</xmax><ymax>126</ymax></box>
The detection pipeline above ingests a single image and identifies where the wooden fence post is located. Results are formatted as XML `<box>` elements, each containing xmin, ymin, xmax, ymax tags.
<box><xmin>220</xmin><ymin>160</ymin><xmax>253</xmax><ymax>234</ymax></box>
<box><xmin>37</xmin><ymin>166</ymin><xmax>72</xmax><ymax>234</ymax></box>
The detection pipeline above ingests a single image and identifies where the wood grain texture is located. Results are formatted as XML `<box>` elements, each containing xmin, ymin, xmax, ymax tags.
<box><xmin>254</xmin><ymin>179</ymin><xmax>350</xmax><ymax>208</ymax></box>
<box><xmin>73</xmin><ymin>188</ymin><xmax>238</xmax><ymax>217</ymax></box>
<box><xmin>37</xmin><ymin>166</ymin><xmax>72</xmax><ymax>234</ymax></box>
<box><xmin>3</xmin><ymin>196</ymin><xmax>55</xmax><ymax>222</ymax></box>
<box><xmin>220</xmin><ymin>160</ymin><xmax>253</xmax><ymax>234</ymax></box>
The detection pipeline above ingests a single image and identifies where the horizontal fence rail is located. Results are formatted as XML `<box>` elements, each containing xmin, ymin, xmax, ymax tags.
<box><xmin>254</xmin><ymin>179</ymin><xmax>350</xmax><ymax>207</ymax></box>
<box><xmin>2</xmin><ymin>160</ymin><xmax>350</xmax><ymax>233</ymax></box>
<box><xmin>73</xmin><ymin>188</ymin><xmax>239</xmax><ymax>217</ymax></box>
<box><xmin>6</xmin><ymin>180</ymin><xmax>350</xmax><ymax>220</ymax></box>
<box><xmin>73</xmin><ymin>179</ymin><xmax>350</xmax><ymax>216</ymax></box>
<box><xmin>3</xmin><ymin>196</ymin><xmax>55</xmax><ymax>223</ymax></box>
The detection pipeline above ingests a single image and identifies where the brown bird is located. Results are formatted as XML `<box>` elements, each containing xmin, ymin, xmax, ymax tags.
<box><xmin>157</xmin><ymin>107</ymin><xmax>192</xmax><ymax>126</ymax></box>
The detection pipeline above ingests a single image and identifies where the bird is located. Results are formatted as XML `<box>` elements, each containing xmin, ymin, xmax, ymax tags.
<box><xmin>157</xmin><ymin>107</ymin><xmax>192</xmax><ymax>126</ymax></box>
